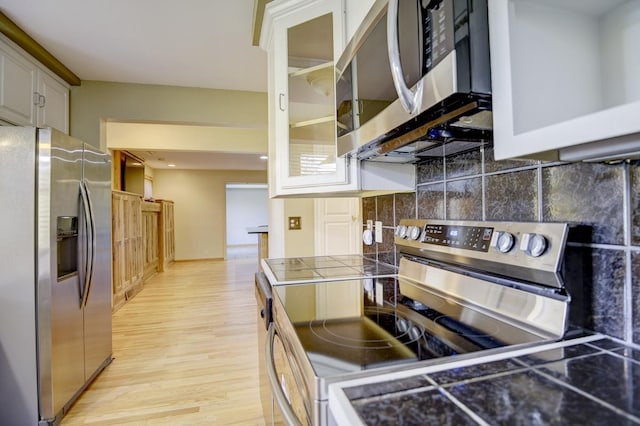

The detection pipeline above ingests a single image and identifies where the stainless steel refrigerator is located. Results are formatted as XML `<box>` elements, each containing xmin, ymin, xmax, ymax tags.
<box><xmin>0</xmin><ymin>127</ymin><xmax>113</xmax><ymax>425</ymax></box>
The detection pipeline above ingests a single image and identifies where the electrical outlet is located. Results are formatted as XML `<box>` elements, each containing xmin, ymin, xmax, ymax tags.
<box><xmin>288</xmin><ymin>216</ymin><xmax>301</xmax><ymax>230</ymax></box>
<box><xmin>375</xmin><ymin>221</ymin><xmax>383</xmax><ymax>243</ymax></box>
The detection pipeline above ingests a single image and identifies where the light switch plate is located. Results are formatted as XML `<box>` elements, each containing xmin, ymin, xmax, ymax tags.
<box><xmin>288</xmin><ymin>216</ymin><xmax>301</xmax><ymax>230</ymax></box>
<box><xmin>374</xmin><ymin>221</ymin><xmax>383</xmax><ymax>243</ymax></box>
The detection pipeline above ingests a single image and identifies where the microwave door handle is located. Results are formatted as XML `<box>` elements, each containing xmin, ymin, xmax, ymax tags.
<box><xmin>266</xmin><ymin>324</ymin><xmax>302</xmax><ymax>426</ymax></box>
<box><xmin>387</xmin><ymin>0</ymin><xmax>423</xmax><ymax>114</ymax></box>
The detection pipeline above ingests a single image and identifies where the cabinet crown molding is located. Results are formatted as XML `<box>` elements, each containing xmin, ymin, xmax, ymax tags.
<box><xmin>260</xmin><ymin>0</ymin><xmax>341</xmax><ymax>50</ymax></box>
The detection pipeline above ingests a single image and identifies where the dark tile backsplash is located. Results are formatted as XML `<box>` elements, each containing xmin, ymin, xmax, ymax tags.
<box><xmin>631</xmin><ymin>161</ymin><xmax>640</xmax><ymax>245</ymax></box>
<box><xmin>416</xmin><ymin>157</ymin><xmax>444</xmax><ymax>183</ymax></box>
<box><xmin>485</xmin><ymin>169</ymin><xmax>538</xmax><ymax>221</ymax></box>
<box><xmin>633</xmin><ymin>252</ymin><xmax>640</xmax><ymax>343</ymax></box>
<box><xmin>541</xmin><ymin>162</ymin><xmax>625</xmax><ymax>245</ymax></box>
<box><xmin>445</xmin><ymin>148</ymin><xmax>482</xmax><ymax>178</ymax></box>
<box><xmin>445</xmin><ymin>178</ymin><xmax>483</xmax><ymax>220</ymax></box>
<box><xmin>376</xmin><ymin>194</ymin><xmax>394</xmax><ymax>226</ymax></box>
<box><xmin>362</xmin><ymin>146</ymin><xmax>639</xmax><ymax>345</ymax></box>
<box><xmin>417</xmin><ymin>183</ymin><xmax>445</xmax><ymax>219</ymax></box>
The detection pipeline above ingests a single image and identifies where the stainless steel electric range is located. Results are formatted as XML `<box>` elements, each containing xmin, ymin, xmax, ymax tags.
<box><xmin>256</xmin><ymin>219</ymin><xmax>571</xmax><ymax>426</ymax></box>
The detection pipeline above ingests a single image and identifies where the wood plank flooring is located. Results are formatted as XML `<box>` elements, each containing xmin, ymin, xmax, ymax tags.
<box><xmin>62</xmin><ymin>259</ymin><xmax>267</xmax><ymax>425</ymax></box>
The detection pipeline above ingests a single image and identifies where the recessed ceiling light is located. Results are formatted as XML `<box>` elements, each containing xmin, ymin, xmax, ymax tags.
<box><xmin>168</xmin><ymin>164</ymin><xmax>176</xmax><ymax>167</ymax></box>
<box><xmin>260</xmin><ymin>155</ymin><xmax>268</xmax><ymax>160</ymax></box>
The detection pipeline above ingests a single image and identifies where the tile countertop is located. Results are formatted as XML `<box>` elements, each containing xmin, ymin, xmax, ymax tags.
<box><xmin>329</xmin><ymin>334</ymin><xmax>640</xmax><ymax>425</ymax></box>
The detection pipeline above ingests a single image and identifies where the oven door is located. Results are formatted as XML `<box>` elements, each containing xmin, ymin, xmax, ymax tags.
<box><xmin>266</xmin><ymin>323</ymin><xmax>311</xmax><ymax>426</ymax></box>
<box><xmin>255</xmin><ymin>273</ymin><xmax>281</xmax><ymax>425</ymax></box>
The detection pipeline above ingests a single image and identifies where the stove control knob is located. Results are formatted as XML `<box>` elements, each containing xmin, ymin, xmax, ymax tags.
<box><xmin>521</xmin><ymin>233</ymin><xmax>548</xmax><ymax>257</ymax></box>
<box><xmin>408</xmin><ymin>226</ymin><xmax>421</xmax><ymax>240</ymax></box>
<box><xmin>493</xmin><ymin>231</ymin><xmax>515</xmax><ymax>253</ymax></box>
<box><xmin>395</xmin><ymin>225</ymin><xmax>408</xmax><ymax>239</ymax></box>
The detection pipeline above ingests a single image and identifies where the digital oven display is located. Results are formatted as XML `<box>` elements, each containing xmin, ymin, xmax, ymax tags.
<box><xmin>422</xmin><ymin>225</ymin><xmax>493</xmax><ymax>252</ymax></box>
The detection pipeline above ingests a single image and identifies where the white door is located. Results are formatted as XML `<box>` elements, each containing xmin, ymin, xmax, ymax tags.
<box><xmin>313</xmin><ymin>197</ymin><xmax>361</xmax><ymax>256</ymax></box>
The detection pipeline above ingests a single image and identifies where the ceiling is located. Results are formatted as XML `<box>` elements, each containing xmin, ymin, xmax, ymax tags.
<box><xmin>0</xmin><ymin>0</ymin><xmax>270</xmax><ymax>170</ymax></box>
<box><xmin>126</xmin><ymin>149</ymin><xmax>268</xmax><ymax>171</ymax></box>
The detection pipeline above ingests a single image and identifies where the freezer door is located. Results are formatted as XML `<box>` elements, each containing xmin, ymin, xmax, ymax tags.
<box><xmin>0</xmin><ymin>127</ymin><xmax>40</xmax><ymax>424</ymax></box>
<box><xmin>82</xmin><ymin>142</ymin><xmax>113</xmax><ymax>379</ymax></box>
<box><xmin>37</xmin><ymin>128</ymin><xmax>86</xmax><ymax>420</ymax></box>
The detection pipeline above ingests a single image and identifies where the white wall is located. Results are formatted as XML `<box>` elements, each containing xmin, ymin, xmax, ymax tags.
<box><xmin>153</xmin><ymin>169</ymin><xmax>267</xmax><ymax>260</ymax></box>
<box><xmin>226</xmin><ymin>185</ymin><xmax>268</xmax><ymax>245</ymax></box>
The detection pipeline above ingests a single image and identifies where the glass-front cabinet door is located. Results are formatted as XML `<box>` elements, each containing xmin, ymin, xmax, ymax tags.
<box><xmin>264</xmin><ymin>0</ymin><xmax>358</xmax><ymax>197</ymax></box>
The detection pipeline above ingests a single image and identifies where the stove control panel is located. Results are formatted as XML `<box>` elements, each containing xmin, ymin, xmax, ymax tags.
<box><xmin>394</xmin><ymin>219</ymin><xmax>570</xmax><ymax>280</ymax></box>
<box><xmin>419</xmin><ymin>223</ymin><xmax>494</xmax><ymax>252</ymax></box>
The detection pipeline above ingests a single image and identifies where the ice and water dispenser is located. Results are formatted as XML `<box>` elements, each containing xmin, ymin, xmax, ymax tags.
<box><xmin>57</xmin><ymin>216</ymin><xmax>78</xmax><ymax>279</ymax></box>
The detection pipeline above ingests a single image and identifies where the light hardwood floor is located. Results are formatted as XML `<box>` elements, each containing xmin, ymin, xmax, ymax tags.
<box><xmin>62</xmin><ymin>259</ymin><xmax>267</xmax><ymax>425</ymax></box>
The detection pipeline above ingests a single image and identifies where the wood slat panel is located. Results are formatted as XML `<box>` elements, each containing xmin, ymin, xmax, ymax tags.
<box><xmin>61</xmin><ymin>258</ymin><xmax>267</xmax><ymax>425</ymax></box>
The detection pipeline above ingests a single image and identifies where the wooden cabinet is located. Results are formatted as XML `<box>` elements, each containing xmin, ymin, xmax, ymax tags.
<box><xmin>142</xmin><ymin>202</ymin><xmax>160</xmax><ymax>281</ymax></box>
<box><xmin>112</xmin><ymin>191</ymin><xmax>144</xmax><ymax>311</ymax></box>
<box><xmin>0</xmin><ymin>34</ymin><xmax>69</xmax><ymax>133</ymax></box>
<box><xmin>158</xmin><ymin>200</ymin><xmax>175</xmax><ymax>272</ymax></box>
<box><xmin>111</xmin><ymin>194</ymin><xmax>175</xmax><ymax>311</ymax></box>
<box><xmin>489</xmin><ymin>0</ymin><xmax>640</xmax><ymax>161</ymax></box>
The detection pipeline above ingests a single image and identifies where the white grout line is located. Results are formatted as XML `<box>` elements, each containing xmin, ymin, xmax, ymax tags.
<box><xmin>622</xmin><ymin>162</ymin><xmax>634</xmax><ymax>343</ymax></box>
<box><xmin>330</xmin><ymin>334</ymin><xmax>605</xmax><ymax>392</ymax></box>
<box><xmin>434</xmin><ymin>386</ymin><xmax>491</xmax><ymax>426</ymax></box>
<box><xmin>481</xmin><ymin>146</ymin><xmax>486</xmax><ymax>222</ymax></box>
<box><xmin>534</xmin><ymin>366</ymin><xmax>640</xmax><ymax>424</ymax></box>
<box><xmin>537</xmin><ymin>162</ymin><xmax>544</xmax><ymax>221</ymax></box>
<box><xmin>329</xmin><ymin>334</ymin><xmax>609</xmax><ymax>425</ymax></box>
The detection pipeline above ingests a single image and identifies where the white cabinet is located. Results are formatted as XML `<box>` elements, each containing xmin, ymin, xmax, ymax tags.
<box><xmin>0</xmin><ymin>34</ymin><xmax>69</xmax><ymax>133</ymax></box>
<box><xmin>262</xmin><ymin>0</ymin><xmax>358</xmax><ymax>197</ymax></box>
<box><xmin>261</xmin><ymin>0</ymin><xmax>414</xmax><ymax>197</ymax></box>
<box><xmin>489</xmin><ymin>0</ymin><xmax>640</xmax><ymax>162</ymax></box>
<box><xmin>344</xmin><ymin>0</ymin><xmax>375</xmax><ymax>45</ymax></box>
<box><xmin>36</xmin><ymin>71</ymin><xmax>69</xmax><ymax>133</ymax></box>
<box><xmin>0</xmin><ymin>39</ymin><xmax>36</xmax><ymax>126</ymax></box>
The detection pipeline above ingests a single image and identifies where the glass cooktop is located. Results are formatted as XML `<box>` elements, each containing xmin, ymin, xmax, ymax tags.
<box><xmin>264</xmin><ymin>255</ymin><xmax>397</xmax><ymax>285</ymax></box>
<box><xmin>273</xmin><ymin>275</ymin><xmax>551</xmax><ymax>378</ymax></box>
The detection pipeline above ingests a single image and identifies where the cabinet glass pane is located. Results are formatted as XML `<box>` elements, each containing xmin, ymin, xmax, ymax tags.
<box><xmin>509</xmin><ymin>0</ymin><xmax>640</xmax><ymax>135</ymax></box>
<box><xmin>288</xmin><ymin>13</ymin><xmax>336</xmax><ymax>177</ymax></box>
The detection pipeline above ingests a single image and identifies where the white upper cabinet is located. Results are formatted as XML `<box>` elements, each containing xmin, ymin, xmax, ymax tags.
<box><xmin>0</xmin><ymin>39</ymin><xmax>37</xmax><ymax>126</ymax></box>
<box><xmin>261</xmin><ymin>0</ymin><xmax>414</xmax><ymax>197</ymax></box>
<box><xmin>344</xmin><ymin>0</ymin><xmax>375</xmax><ymax>46</ymax></box>
<box><xmin>262</xmin><ymin>0</ymin><xmax>359</xmax><ymax>197</ymax></box>
<box><xmin>489</xmin><ymin>0</ymin><xmax>640</xmax><ymax>161</ymax></box>
<box><xmin>0</xmin><ymin>34</ymin><xmax>69</xmax><ymax>134</ymax></box>
<box><xmin>37</xmin><ymin>70</ymin><xmax>69</xmax><ymax>134</ymax></box>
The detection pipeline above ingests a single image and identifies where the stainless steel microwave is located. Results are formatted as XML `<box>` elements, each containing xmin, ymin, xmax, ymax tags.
<box><xmin>336</xmin><ymin>0</ymin><xmax>492</xmax><ymax>163</ymax></box>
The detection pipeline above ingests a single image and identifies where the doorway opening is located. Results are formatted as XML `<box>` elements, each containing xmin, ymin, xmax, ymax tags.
<box><xmin>225</xmin><ymin>183</ymin><xmax>268</xmax><ymax>259</ymax></box>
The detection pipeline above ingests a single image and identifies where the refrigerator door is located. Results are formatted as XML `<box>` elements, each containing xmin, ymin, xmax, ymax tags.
<box><xmin>37</xmin><ymin>128</ymin><xmax>86</xmax><ymax>420</ymax></box>
<box><xmin>0</xmin><ymin>127</ymin><xmax>40</xmax><ymax>424</ymax></box>
<box><xmin>82</xmin><ymin>142</ymin><xmax>113</xmax><ymax>379</ymax></box>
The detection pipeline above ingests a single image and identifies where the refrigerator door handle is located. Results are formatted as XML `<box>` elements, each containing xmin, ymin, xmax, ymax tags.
<box><xmin>79</xmin><ymin>180</ymin><xmax>95</xmax><ymax>307</ymax></box>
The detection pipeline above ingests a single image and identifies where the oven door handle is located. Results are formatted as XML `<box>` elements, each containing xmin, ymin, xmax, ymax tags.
<box><xmin>266</xmin><ymin>323</ymin><xmax>302</xmax><ymax>426</ymax></box>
